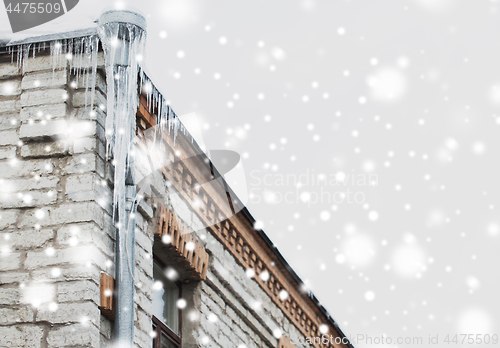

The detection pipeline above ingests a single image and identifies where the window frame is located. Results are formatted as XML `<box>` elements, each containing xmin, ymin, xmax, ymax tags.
<box><xmin>152</xmin><ymin>258</ymin><xmax>183</xmax><ymax>348</ymax></box>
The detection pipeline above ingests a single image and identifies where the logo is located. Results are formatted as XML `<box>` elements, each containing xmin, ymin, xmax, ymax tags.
<box><xmin>4</xmin><ymin>0</ymin><xmax>79</xmax><ymax>33</ymax></box>
<box><xmin>137</xmin><ymin>113</ymin><xmax>249</xmax><ymax>229</ymax></box>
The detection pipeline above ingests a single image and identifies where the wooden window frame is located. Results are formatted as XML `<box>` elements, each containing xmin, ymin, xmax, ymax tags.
<box><xmin>152</xmin><ymin>258</ymin><xmax>183</xmax><ymax>348</ymax></box>
<box><xmin>152</xmin><ymin>316</ymin><xmax>181</xmax><ymax>348</ymax></box>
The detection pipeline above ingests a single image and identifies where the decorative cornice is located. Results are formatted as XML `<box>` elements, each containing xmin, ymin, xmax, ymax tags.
<box><xmin>136</xmin><ymin>97</ymin><xmax>350</xmax><ymax>348</ymax></box>
<box><xmin>156</xmin><ymin>205</ymin><xmax>209</xmax><ymax>281</ymax></box>
<box><xmin>279</xmin><ymin>337</ymin><xmax>297</xmax><ymax>348</ymax></box>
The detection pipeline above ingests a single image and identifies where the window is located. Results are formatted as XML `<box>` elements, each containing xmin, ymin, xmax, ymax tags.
<box><xmin>152</xmin><ymin>261</ymin><xmax>181</xmax><ymax>348</ymax></box>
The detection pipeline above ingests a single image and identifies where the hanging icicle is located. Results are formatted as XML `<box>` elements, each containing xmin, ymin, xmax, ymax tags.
<box><xmin>10</xmin><ymin>34</ymin><xmax>100</xmax><ymax>111</ymax></box>
<box><xmin>98</xmin><ymin>20</ymin><xmax>147</xmax><ymax>230</ymax></box>
<box><xmin>138</xmin><ymin>70</ymin><xmax>189</xmax><ymax>146</ymax></box>
<box><xmin>8</xmin><ymin>26</ymin><xmax>189</xmax><ymax>229</ymax></box>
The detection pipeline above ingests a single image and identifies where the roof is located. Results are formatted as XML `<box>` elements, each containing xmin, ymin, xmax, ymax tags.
<box><xmin>4</xmin><ymin>28</ymin><xmax>98</xmax><ymax>47</ymax></box>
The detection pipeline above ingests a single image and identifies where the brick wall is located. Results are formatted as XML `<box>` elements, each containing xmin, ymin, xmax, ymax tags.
<box><xmin>0</xmin><ymin>50</ymin><xmax>116</xmax><ymax>347</ymax></box>
<box><xmin>0</xmin><ymin>47</ymin><xmax>316</xmax><ymax>348</ymax></box>
<box><xmin>162</xmin><ymin>194</ymin><xmax>310</xmax><ymax>348</ymax></box>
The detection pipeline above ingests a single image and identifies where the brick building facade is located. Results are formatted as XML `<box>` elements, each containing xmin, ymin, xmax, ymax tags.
<box><xmin>0</xmin><ymin>11</ymin><xmax>352</xmax><ymax>348</ymax></box>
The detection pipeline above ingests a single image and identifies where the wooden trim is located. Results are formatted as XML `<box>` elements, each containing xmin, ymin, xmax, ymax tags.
<box><xmin>137</xmin><ymin>95</ymin><xmax>157</xmax><ymax>130</ymax></box>
<box><xmin>153</xmin><ymin>316</ymin><xmax>181</xmax><ymax>348</ymax></box>
<box><xmin>153</xmin><ymin>258</ymin><xmax>184</xmax><ymax>341</ymax></box>
<box><xmin>152</xmin><ymin>258</ymin><xmax>183</xmax><ymax>347</ymax></box>
<box><xmin>279</xmin><ymin>336</ymin><xmax>297</xmax><ymax>348</ymax></box>
<box><xmin>99</xmin><ymin>272</ymin><xmax>115</xmax><ymax>320</ymax></box>
<box><xmin>137</xmin><ymin>97</ymin><xmax>350</xmax><ymax>348</ymax></box>
<box><xmin>156</xmin><ymin>205</ymin><xmax>210</xmax><ymax>281</ymax></box>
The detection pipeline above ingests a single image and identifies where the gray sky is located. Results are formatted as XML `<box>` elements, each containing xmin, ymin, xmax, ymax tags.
<box><xmin>2</xmin><ymin>1</ymin><xmax>500</xmax><ymax>346</ymax></box>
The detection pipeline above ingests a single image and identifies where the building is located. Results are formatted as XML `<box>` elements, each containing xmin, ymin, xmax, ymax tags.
<box><xmin>0</xmin><ymin>10</ymin><xmax>352</xmax><ymax>348</ymax></box>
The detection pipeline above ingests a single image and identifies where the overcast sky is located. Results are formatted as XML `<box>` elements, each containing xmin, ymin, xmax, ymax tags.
<box><xmin>2</xmin><ymin>1</ymin><xmax>500</xmax><ymax>346</ymax></box>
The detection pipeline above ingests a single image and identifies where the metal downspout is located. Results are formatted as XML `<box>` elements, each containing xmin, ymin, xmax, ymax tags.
<box><xmin>115</xmin><ymin>171</ymin><xmax>137</xmax><ymax>346</ymax></box>
<box><xmin>97</xmin><ymin>10</ymin><xmax>146</xmax><ymax>347</ymax></box>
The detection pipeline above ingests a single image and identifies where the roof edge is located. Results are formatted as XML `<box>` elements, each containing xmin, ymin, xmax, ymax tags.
<box><xmin>239</xmin><ymin>207</ymin><xmax>354</xmax><ymax>347</ymax></box>
<box><xmin>6</xmin><ymin>27</ymin><xmax>98</xmax><ymax>47</ymax></box>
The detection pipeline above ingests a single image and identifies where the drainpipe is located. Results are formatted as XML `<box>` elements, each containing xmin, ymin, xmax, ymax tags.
<box><xmin>116</xmin><ymin>168</ymin><xmax>137</xmax><ymax>347</ymax></box>
<box><xmin>97</xmin><ymin>10</ymin><xmax>146</xmax><ymax>348</ymax></box>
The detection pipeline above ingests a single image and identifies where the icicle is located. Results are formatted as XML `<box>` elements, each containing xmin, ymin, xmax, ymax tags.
<box><xmin>50</xmin><ymin>40</ymin><xmax>61</xmax><ymax>80</ymax></box>
<box><xmin>9</xmin><ymin>33</ymin><xmax>100</xmax><ymax>112</ymax></box>
<box><xmin>98</xmin><ymin>20</ymin><xmax>147</xmax><ymax>228</ymax></box>
<box><xmin>89</xmin><ymin>36</ymin><xmax>98</xmax><ymax>109</ymax></box>
<box><xmin>21</xmin><ymin>44</ymin><xmax>30</xmax><ymax>73</ymax></box>
<box><xmin>138</xmin><ymin>66</ymin><xmax>185</xmax><ymax>147</ymax></box>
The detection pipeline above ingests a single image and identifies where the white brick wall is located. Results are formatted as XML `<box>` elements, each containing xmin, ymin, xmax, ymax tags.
<box><xmin>0</xmin><ymin>129</ymin><xmax>20</xmax><ymax>146</ymax></box>
<box><xmin>0</xmin><ymin>62</ymin><xmax>20</xmax><ymax>78</ymax></box>
<box><xmin>0</xmin><ymin>51</ymin><xmax>109</xmax><ymax>348</ymax></box>
<box><xmin>0</xmin><ymin>325</ymin><xmax>45</xmax><ymax>347</ymax></box>
<box><xmin>196</xmin><ymin>233</ymin><xmax>310</xmax><ymax>348</ymax></box>
<box><xmin>20</xmin><ymin>88</ymin><xmax>68</xmax><ymax>107</ymax></box>
<box><xmin>21</xmin><ymin>69</ymin><xmax>67</xmax><ymax>90</ymax></box>
<box><xmin>0</xmin><ymin>79</ymin><xmax>21</xmax><ymax>96</ymax></box>
<box><xmin>20</xmin><ymin>103</ymin><xmax>67</xmax><ymax>121</ymax></box>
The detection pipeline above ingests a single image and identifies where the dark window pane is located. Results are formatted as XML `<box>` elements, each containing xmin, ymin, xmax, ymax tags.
<box><xmin>161</xmin><ymin>334</ymin><xmax>177</xmax><ymax>348</ymax></box>
<box><xmin>151</xmin><ymin>326</ymin><xmax>156</xmax><ymax>348</ymax></box>
<box><xmin>153</xmin><ymin>262</ymin><xmax>180</xmax><ymax>334</ymax></box>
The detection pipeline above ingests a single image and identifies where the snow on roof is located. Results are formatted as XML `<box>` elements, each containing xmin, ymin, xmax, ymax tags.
<box><xmin>5</xmin><ymin>27</ymin><xmax>97</xmax><ymax>47</ymax></box>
